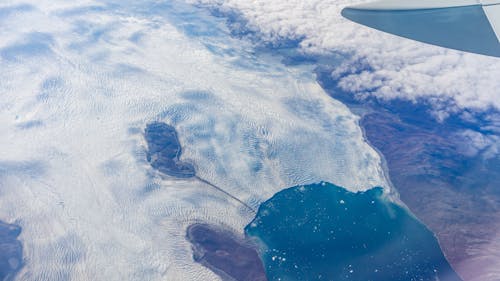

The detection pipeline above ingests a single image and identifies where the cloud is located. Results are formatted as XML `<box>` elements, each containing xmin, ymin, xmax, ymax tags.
<box><xmin>453</xmin><ymin>129</ymin><xmax>500</xmax><ymax>158</ymax></box>
<box><xmin>188</xmin><ymin>0</ymin><xmax>500</xmax><ymax>112</ymax></box>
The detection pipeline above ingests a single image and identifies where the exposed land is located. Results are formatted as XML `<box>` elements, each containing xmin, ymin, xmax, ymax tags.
<box><xmin>0</xmin><ymin>221</ymin><xmax>23</xmax><ymax>280</ymax></box>
<box><xmin>186</xmin><ymin>224</ymin><xmax>267</xmax><ymax>281</ymax></box>
<box><xmin>144</xmin><ymin>122</ymin><xmax>196</xmax><ymax>178</ymax></box>
<box><xmin>316</xmin><ymin>67</ymin><xmax>500</xmax><ymax>281</ymax></box>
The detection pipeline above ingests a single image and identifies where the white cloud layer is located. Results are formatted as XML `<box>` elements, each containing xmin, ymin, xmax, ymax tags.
<box><xmin>189</xmin><ymin>0</ymin><xmax>500</xmax><ymax>112</ymax></box>
<box><xmin>0</xmin><ymin>0</ymin><xmax>388</xmax><ymax>280</ymax></box>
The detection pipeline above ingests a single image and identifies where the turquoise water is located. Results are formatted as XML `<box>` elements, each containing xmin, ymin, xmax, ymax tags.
<box><xmin>245</xmin><ymin>182</ymin><xmax>461</xmax><ymax>281</ymax></box>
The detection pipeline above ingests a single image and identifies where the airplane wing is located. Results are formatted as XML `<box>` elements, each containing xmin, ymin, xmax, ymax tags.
<box><xmin>341</xmin><ymin>0</ymin><xmax>500</xmax><ymax>57</ymax></box>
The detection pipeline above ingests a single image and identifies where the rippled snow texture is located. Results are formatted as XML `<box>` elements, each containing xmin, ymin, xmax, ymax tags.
<box><xmin>0</xmin><ymin>1</ymin><xmax>387</xmax><ymax>280</ymax></box>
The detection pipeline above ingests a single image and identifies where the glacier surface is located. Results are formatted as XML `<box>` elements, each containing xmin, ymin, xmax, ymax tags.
<box><xmin>0</xmin><ymin>0</ymin><xmax>388</xmax><ymax>280</ymax></box>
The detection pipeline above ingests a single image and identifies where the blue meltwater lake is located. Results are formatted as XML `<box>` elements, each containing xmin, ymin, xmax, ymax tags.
<box><xmin>245</xmin><ymin>182</ymin><xmax>462</xmax><ymax>281</ymax></box>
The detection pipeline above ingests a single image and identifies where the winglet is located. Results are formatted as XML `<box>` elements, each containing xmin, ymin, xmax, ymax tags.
<box><xmin>342</xmin><ymin>0</ymin><xmax>500</xmax><ymax>57</ymax></box>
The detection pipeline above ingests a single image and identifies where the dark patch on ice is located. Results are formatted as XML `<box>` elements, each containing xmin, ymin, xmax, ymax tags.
<box><xmin>144</xmin><ymin>121</ymin><xmax>254</xmax><ymax>211</ymax></box>
<box><xmin>55</xmin><ymin>5</ymin><xmax>108</xmax><ymax>17</ymax></box>
<box><xmin>0</xmin><ymin>4</ymin><xmax>34</xmax><ymax>19</ymax></box>
<box><xmin>129</xmin><ymin>31</ymin><xmax>145</xmax><ymax>43</ymax></box>
<box><xmin>187</xmin><ymin>224</ymin><xmax>267</xmax><ymax>281</ymax></box>
<box><xmin>144</xmin><ymin>122</ymin><xmax>195</xmax><ymax>178</ymax></box>
<box><xmin>0</xmin><ymin>32</ymin><xmax>54</xmax><ymax>61</ymax></box>
<box><xmin>16</xmin><ymin>120</ymin><xmax>44</xmax><ymax>130</ymax></box>
<box><xmin>0</xmin><ymin>221</ymin><xmax>23</xmax><ymax>280</ymax></box>
<box><xmin>0</xmin><ymin>160</ymin><xmax>46</xmax><ymax>180</ymax></box>
<box><xmin>181</xmin><ymin>91</ymin><xmax>214</xmax><ymax>102</ymax></box>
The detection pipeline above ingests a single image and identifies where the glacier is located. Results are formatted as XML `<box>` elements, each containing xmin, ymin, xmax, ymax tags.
<box><xmin>0</xmin><ymin>0</ymin><xmax>388</xmax><ymax>280</ymax></box>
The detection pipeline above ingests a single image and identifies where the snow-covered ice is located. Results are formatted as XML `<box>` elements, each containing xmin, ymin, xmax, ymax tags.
<box><xmin>0</xmin><ymin>1</ymin><xmax>388</xmax><ymax>280</ymax></box>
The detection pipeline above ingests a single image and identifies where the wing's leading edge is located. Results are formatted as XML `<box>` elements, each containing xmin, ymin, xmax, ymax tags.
<box><xmin>342</xmin><ymin>0</ymin><xmax>500</xmax><ymax>57</ymax></box>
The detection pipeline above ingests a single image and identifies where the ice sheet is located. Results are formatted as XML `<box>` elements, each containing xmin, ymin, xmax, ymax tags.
<box><xmin>0</xmin><ymin>1</ymin><xmax>388</xmax><ymax>280</ymax></box>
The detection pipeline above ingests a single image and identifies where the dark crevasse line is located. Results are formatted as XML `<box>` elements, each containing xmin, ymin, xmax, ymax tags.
<box><xmin>0</xmin><ymin>220</ymin><xmax>23</xmax><ymax>281</ymax></box>
<box><xmin>245</xmin><ymin>182</ymin><xmax>462</xmax><ymax>281</ymax></box>
<box><xmin>145</xmin><ymin>121</ymin><xmax>262</xmax><ymax>279</ymax></box>
<box><xmin>144</xmin><ymin>122</ymin><xmax>256</xmax><ymax>213</ymax></box>
<box><xmin>195</xmin><ymin>176</ymin><xmax>256</xmax><ymax>213</ymax></box>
